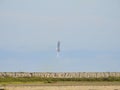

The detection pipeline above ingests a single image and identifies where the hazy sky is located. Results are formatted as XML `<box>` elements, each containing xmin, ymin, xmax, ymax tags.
<box><xmin>0</xmin><ymin>0</ymin><xmax>120</xmax><ymax>72</ymax></box>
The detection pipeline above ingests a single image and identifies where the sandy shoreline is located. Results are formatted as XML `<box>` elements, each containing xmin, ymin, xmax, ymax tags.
<box><xmin>1</xmin><ymin>85</ymin><xmax>120</xmax><ymax>90</ymax></box>
<box><xmin>1</xmin><ymin>82</ymin><xmax>120</xmax><ymax>90</ymax></box>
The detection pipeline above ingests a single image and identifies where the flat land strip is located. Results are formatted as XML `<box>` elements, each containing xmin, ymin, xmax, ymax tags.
<box><xmin>1</xmin><ymin>75</ymin><xmax>120</xmax><ymax>90</ymax></box>
<box><xmin>0</xmin><ymin>82</ymin><xmax>120</xmax><ymax>90</ymax></box>
<box><xmin>1</xmin><ymin>81</ymin><xmax>120</xmax><ymax>86</ymax></box>
<box><xmin>1</xmin><ymin>85</ymin><xmax>120</xmax><ymax>90</ymax></box>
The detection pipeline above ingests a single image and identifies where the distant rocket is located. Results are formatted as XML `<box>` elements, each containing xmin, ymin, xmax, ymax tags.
<box><xmin>57</xmin><ymin>41</ymin><xmax>60</xmax><ymax>52</ymax></box>
<box><xmin>56</xmin><ymin>41</ymin><xmax>60</xmax><ymax>56</ymax></box>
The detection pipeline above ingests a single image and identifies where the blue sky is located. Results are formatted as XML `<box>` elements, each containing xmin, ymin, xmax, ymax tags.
<box><xmin>0</xmin><ymin>0</ymin><xmax>120</xmax><ymax>72</ymax></box>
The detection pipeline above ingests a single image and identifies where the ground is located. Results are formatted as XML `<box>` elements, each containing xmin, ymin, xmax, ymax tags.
<box><xmin>0</xmin><ymin>81</ymin><xmax>120</xmax><ymax>90</ymax></box>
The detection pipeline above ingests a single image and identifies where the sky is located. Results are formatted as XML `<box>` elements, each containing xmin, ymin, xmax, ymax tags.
<box><xmin>0</xmin><ymin>0</ymin><xmax>120</xmax><ymax>72</ymax></box>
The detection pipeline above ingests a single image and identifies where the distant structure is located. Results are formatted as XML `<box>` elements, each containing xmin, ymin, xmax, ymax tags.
<box><xmin>0</xmin><ymin>72</ymin><xmax>120</xmax><ymax>78</ymax></box>
<box><xmin>56</xmin><ymin>41</ymin><xmax>60</xmax><ymax>57</ymax></box>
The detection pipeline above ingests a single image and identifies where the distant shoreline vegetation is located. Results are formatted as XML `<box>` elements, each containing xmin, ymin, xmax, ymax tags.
<box><xmin>0</xmin><ymin>77</ymin><xmax>120</xmax><ymax>83</ymax></box>
<box><xmin>1</xmin><ymin>72</ymin><xmax>120</xmax><ymax>83</ymax></box>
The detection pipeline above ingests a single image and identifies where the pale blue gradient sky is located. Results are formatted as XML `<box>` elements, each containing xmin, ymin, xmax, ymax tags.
<box><xmin>0</xmin><ymin>0</ymin><xmax>120</xmax><ymax>72</ymax></box>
